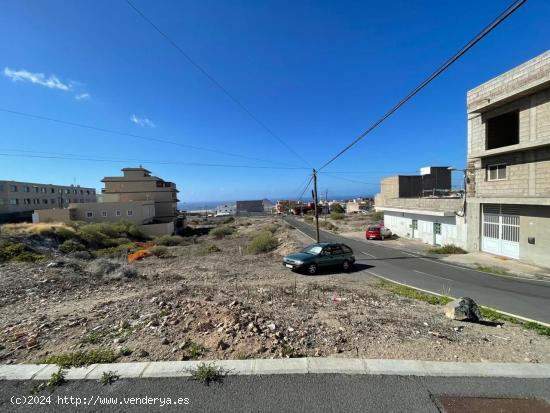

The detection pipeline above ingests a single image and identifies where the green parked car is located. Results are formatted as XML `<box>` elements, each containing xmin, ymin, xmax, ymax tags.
<box><xmin>283</xmin><ymin>243</ymin><xmax>356</xmax><ymax>275</ymax></box>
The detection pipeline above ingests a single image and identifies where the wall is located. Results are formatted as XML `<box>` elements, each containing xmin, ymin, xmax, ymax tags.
<box><xmin>32</xmin><ymin>208</ymin><xmax>74</xmax><ymax>223</ymax></box>
<box><xmin>139</xmin><ymin>222</ymin><xmax>174</xmax><ymax>237</ymax></box>
<box><xmin>468</xmin><ymin>58</ymin><xmax>550</xmax><ymax>160</ymax></box>
<box><xmin>375</xmin><ymin>194</ymin><xmax>463</xmax><ymax>213</ymax></box>
<box><xmin>519</xmin><ymin>205</ymin><xmax>550</xmax><ymax>267</ymax></box>
<box><xmin>384</xmin><ymin>211</ymin><xmax>466</xmax><ymax>247</ymax></box>
<box><xmin>70</xmin><ymin>201</ymin><xmax>155</xmax><ymax>224</ymax></box>
<box><xmin>33</xmin><ymin>201</ymin><xmax>155</xmax><ymax>225</ymax></box>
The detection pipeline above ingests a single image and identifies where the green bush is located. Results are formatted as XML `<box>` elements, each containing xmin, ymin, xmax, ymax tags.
<box><xmin>429</xmin><ymin>244</ymin><xmax>467</xmax><ymax>254</ymax></box>
<box><xmin>330</xmin><ymin>212</ymin><xmax>345</xmax><ymax>220</ymax></box>
<box><xmin>222</xmin><ymin>216</ymin><xmax>235</xmax><ymax>224</ymax></box>
<box><xmin>0</xmin><ymin>241</ymin><xmax>43</xmax><ymax>263</ymax></box>
<box><xmin>78</xmin><ymin>221</ymin><xmax>145</xmax><ymax>249</ymax></box>
<box><xmin>210</xmin><ymin>226</ymin><xmax>235</xmax><ymax>239</ymax></box>
<box><xmin>263</xmin><ymin>223</ymin><xmax>280</xmax><ymax>233</ymax></box>
<box><xmin>320</xmin><ymin>221</ymin><xmax>338</xmax><ymax>231</ymax></box>
<box><xmin>196</xmin><ymin>244</ymin><xmax>221</xmax><ymax>256</ymax></box>
<box><xmin>149</xmin><ymin>245</ymin><xmax>172</xmax><ymax>258</ymax></box>
<box><xmin>247</xmin><ymin>231</ymin><xmax>278</xmax><ymax>254</ymax></box>
<box><xmin>59</xmin><ymin>239</ymin><xmax>86</xmax><ymax>254</ymax></box>
<box><xmin>55</xmin><ymin>227</ymin><xmax>78</xmax><ymax>241</ymax></box>
<box><xmin>330</xmin><ymin>203</ymin><xmax>345</xmax><ymax>214</ymax></box>
<box><xmin>95</xmin><ymin>243</ymin><xmax>138</xmax><ymax>258</ymax></box>
<box><xmin>370</xmin><ymin>211</ymin><xmax>384</xmax><ymax>222</ymax></box>
<box><xmin>153</xmin><ymin>235</ymin><xmax>187</xmax><ymax>246</ymax></box>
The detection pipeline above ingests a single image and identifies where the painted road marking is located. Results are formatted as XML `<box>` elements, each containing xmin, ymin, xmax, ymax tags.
<box><xmin>361</xmin><ymin>251</ymin><xmax>377</xmax><ymax>258</ymax></box>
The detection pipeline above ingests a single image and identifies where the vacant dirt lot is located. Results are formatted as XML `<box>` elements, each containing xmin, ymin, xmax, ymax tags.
<box><xmin>0</xmin><ymin>217</ymin><xmax>548</xmax><ymax>365</ymax></box>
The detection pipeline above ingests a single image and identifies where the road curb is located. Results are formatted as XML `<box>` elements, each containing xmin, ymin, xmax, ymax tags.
<box><xmin>1</xmin><ymin>359</ymin><xmax>549</xmax><ymax>380</ymax></box>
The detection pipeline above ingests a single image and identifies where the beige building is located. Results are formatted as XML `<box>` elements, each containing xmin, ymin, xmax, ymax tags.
<box><xmin>32</xmin><ymin>167</ymin><xmax>180</xmax><ymax>236</ymax></box>
<box><xmin>0</xmin><ymin>180</ymin><xmax>96</xmax><ymax>223</ymax></box>
<box><xmin>465</xmin><ymin>50</ymin><xmax>550</xmax><ymax>267</ymax></box>
<box><xmin>101</xmin><ymin>167</ymin><xmax>178</xmax><ymax>223</ymax></box>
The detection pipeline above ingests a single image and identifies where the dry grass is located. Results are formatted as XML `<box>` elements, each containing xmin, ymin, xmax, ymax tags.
<box><xmin>0</xmin><ymin>222</ymin><xmax>75</xmax><ymax>236</ymax></box>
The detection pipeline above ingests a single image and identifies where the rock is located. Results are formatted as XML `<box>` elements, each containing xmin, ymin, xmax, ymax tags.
<box><xmin>267</xmin><ymin>323</ymin><xmax>276</xmax><ymax>331</ymax></box>
<box><xmin>217</xmin><ymin>340</ymin><xmax>230</xmax><ymax>350</ymax></box>
<box><xmin>444</xmin><ymin>297</ymin><xmax>481</xmax><ymax>322</ymax></box>
<box><xmin>137</xmin><ymin>349</ymin><xmax>149</xmax><ymax>357</ymax></box>
<box><xmin>160</xmin><ymin>337</ymin><xmax>170</xmax><ymax>345</ymax></box>
<box><xmin>46</xmin><ymin>261</ymin><xmax>63</xmax><ymax>268</ymax></box>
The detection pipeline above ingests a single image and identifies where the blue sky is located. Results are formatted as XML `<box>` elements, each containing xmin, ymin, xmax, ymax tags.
<box><xmin>0</xmin><ymin>0</ymin><xmax>548</xmax><ymax>202</ymax></box>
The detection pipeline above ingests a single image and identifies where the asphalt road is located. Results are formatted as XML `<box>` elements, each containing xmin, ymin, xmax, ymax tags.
<box><xmin>284</xmin><ymin>216</ymin><xmax>550</xmax><ymax>324</ymax></box>
<box><xmin>1</xmin><ymin>375</ymin><xmax>549</xmax><ymax>412</ymax></box>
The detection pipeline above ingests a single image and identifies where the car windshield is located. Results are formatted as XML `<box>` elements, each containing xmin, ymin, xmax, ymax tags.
<box><xmin>301</xmin><ymin>245</ymin><xmax>323</xmax><ymax>255</ymax></box>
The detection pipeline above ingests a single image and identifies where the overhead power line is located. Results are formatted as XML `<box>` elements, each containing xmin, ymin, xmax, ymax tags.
<box><xmin>0</xmin><ymin>150</ymin><xmax>309</xmax><ymax>170</ymax></box>
<box><xmin>125</xmin><ymin>0</ymin><xmax>310</xmax><ymax>166</ymax></box>
<box><xmin>0</xmin><ymin>107</ymin><xmax>299</xmax><ymax>168</ymax></box>
<box><xmin>321</xmin><ymin>173</ymin><xmax>380</xmax><ymax>186</ymax></box>
<box><xmin>297</xmin><ymin>175</ymin><xmax>314</xmax><ymax>202</ymax></box>
<box><xmin>317</xmin><ymin>0</ymin><xmax>527</xmax><ymax>172</ymax></box>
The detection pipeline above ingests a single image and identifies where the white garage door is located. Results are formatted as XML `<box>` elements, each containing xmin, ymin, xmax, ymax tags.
<box><xmin>482</xmin><ymin>204</ymin><xmax>520</xmax><ymax>259</ymax></box>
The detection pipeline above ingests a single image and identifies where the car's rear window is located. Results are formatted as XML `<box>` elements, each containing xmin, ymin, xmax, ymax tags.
<box><xmin>302</xmin><ymin>245</ymin><xmax>322</xmax><ymax>255</ymax></box>
<box><xmin>367</xmin><ymin>226</ymin><xmax>380</xmax><ymax>231</ymax></box>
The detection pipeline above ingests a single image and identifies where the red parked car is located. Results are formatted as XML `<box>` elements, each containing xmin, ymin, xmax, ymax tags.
<box><xmin>366</xmin><ymin>225</ymin><xmax>392</xmax><ymax>240</ymax></box>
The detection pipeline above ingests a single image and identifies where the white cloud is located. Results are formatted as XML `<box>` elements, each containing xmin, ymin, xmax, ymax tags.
<box><xmin>3</xmin><ymin>67</ymin><xmax>72</xmax><ymax>91</ymax></box>
<box><xmin>130</xmin><ymin>114</ymin><xmax>156</xmax><ymax>128</ymax></box>
<box><xmin>75</xmin><ymin>93</ymin><xmax>90</xmax><ymax>101</ymax></box>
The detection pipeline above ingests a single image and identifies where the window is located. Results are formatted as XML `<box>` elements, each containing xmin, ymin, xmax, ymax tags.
<box><xmin>42</xmin><ymin>199</ymin><xmax>48</xmax><ymax>204</ymax></box>
<box><xmin>10</xmin><ymin>185</ymin><xmax>18</xmax><ymax>192</ymax></box>
<box><xmin>33</xmin><ymin>186</ymin><xmax>39</xmax><ymax>193</ymax></box>
<box><xmin>9</xmin><ymin>198</ymin><xmax>19</xmax><ymax>205</ymax></box>
<box><xmin>24</xmin><ymin>186</ymin><xmax>30</xmax><ymax>192</ymax></box>
<box><xmin>86</xmin><ymin>211</ymin><xmax>93</xmax><ymax>218</ymax></box>
<box><xmin>101</xmin><ymin>211</ymin><xmax>107</xmax><ymax>217</ymax></box>
<box><xmin>65</xmin><ymin>189</ymin><xmax>70</xmax><ymax>194</ymax></box>
<box><xmin>434</xmin><ymin>223</ymin><xmax>442</xmax><ymax>235</ymax></box>
<box><xmin>127</xmin><ymin>210</ymin><xmax>133</xmax><ymax>216</ymax></box>
<box><xmin>487</xmin><ymin>164</ymin><xmax>507</xmax><ymax>181</ymax></box>
<box><xmin>40</xmin><ymin>187</ymin><xmax>46</xmax><ymax>193</ymax></box>
<box><xmin>486</xmin><ymin>111</ymin><xmax>519</xmax><ymax>149</ymax></box>
<box><xmin>23</xmin><ymin>199</ymin><xmax>31</xmax><ymax>205</ymax></box>
<box><xmin>86</xmin><ymin>190</ymin><xmax>90</xmax><ymax>195</ymax></box>
<box><xmin>116</xmin><ymin>210</ymin><xmax>121</xmax><ymax>217</ymax></box>
<box><xmin>51</xmin><ymin>188</ymin><xmax>55</xmax><ymax>194</ymax></box>
<box><xmin>80</xmin><ymin>189</ymin><xmax>84</xmax><ymax>194</ymax></box>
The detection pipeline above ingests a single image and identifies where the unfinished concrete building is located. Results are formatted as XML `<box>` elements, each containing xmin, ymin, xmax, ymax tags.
<box><xmin>466</xmin><ymin>50</ymin><xmax>550</xmax><ymax>267</ymax></box>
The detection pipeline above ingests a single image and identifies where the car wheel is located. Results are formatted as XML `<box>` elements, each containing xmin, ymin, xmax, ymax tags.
<box><xmin>342</xmin><ymin>260</ymin><xmax>351</xmax><ymax>272</ymax></box>
<box><xmin>306</xmin><ymin>263</ymin><xmax>318</xmax><ymax>275</ymax></box>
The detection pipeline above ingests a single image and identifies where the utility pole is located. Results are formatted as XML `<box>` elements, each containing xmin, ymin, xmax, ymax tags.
<box><xmin>312</xmin><ymin>169</ymin><xmax>320</xmax><ymax>243</ymax></box>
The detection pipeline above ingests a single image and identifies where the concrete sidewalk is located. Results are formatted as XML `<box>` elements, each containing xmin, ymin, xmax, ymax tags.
<box><xmin>340</xmin><ymin>230</ymin><xmax>550</xmax><ymax>281</ymax></box>
<box><xmin>2</xmin><ymin>358</ymin><xmax>550</xmax><ymax>380</ymax></box>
